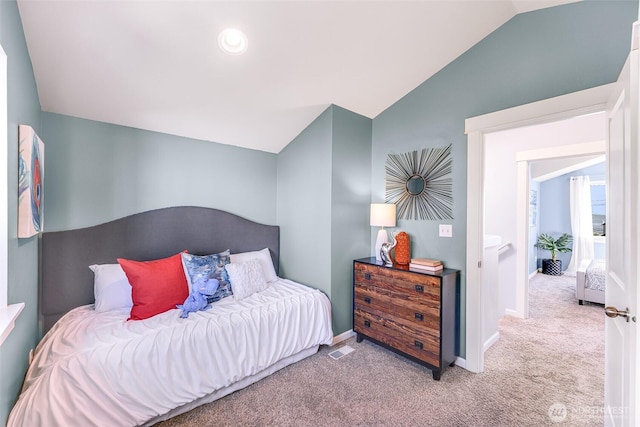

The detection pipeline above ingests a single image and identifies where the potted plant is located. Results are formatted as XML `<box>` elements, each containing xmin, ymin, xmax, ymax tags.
<box><xmin>535</xmin><ymin>233</ymin><xmax>573</xmax><ymax>275</ymax></box>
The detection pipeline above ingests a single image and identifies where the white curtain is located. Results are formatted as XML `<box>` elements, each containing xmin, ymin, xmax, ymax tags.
<box><xmin>565</xmin><ymin>176</ymin><xmax>595</xmax><ymax>275</ymax></box>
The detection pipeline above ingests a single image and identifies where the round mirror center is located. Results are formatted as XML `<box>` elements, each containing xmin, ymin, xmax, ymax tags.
<box><xmin>406</xmin><ymin>175</ymin><xmax>425</xmax><ymax>195</ymax></box>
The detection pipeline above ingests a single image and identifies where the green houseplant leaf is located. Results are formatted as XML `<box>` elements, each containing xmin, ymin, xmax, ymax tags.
<box><xmin>535</xmin><ymin>233</ymin><xmax>573</xmax><ymax>261</ymax></box>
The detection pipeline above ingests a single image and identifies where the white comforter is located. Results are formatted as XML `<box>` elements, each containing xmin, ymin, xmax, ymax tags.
<box><xmin>8</xmin><ymin>279</ymin><xmax>333</xmax><ymax>426</ymax></box>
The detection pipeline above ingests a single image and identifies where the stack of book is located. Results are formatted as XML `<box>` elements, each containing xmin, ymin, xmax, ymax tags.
<box><xmin>409</xmin><ymin>258</ymin><xmax>443</xmax><ymax>273</ymax></box>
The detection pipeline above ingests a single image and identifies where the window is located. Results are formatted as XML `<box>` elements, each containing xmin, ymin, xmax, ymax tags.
<box><xmin>591</xmin><ymin>181</ymin><xmax>606</xmax><ymax>236</ymax></box>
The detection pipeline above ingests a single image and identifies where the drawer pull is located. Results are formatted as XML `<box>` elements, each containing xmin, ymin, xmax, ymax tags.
<box><xmin>364</xmin><ymin>273</ymin><xmax>372</xmax><ymax>280</ymax></box>
<box><xmin>364</xmin><ymin>297</ymin><xmax>371</xmax><ymax>304</ymax></box>
<box><xmin>364</xmin><ymin>320</ymin><xmax>371</xmax><ymax>328</ymax></box>
<box><xmin>415</xmin><ymin>313</ymin><xmax>424</xmax><ymax>321</ymax></box>
<box><xmin>414</xmin><ymin>340</ymin><xmax>423</xmax><ymax>349</ymax></box>
<box><xmin>415</xmin><ymin>285</ymin><xmax>424</xmax><ymax>293</ymax></box>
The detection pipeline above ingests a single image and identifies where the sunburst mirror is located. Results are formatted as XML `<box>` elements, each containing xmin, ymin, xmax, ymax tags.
<box><xmin>385</xmin><ymin>145</ymin><xmax>453</xmax><ymax>220</ymax></box>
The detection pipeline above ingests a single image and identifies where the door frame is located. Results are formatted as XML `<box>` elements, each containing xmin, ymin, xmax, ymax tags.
<box><xmin>464</xmin><ymin>83</ymin><xmax>614</xmax><ymax>373</ymax></box>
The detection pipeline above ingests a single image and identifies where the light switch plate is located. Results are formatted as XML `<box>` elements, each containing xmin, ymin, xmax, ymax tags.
<box><xmin>439</xmin><ymin>224</ymin><xmax>453</xmax><ymax>237</ymax></box>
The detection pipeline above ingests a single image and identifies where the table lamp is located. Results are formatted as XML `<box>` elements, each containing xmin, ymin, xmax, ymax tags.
<box><xmin>370</xmin><ymin>203</ymin><xmax>396</xmax><ymax>262</ymax></box>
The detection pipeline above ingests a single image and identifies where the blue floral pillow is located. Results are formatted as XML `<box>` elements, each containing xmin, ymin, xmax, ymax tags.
<box><xmin>181</xmin><ymin>250</ymin><xmax>232</xmax><ymax>303</ymax></box>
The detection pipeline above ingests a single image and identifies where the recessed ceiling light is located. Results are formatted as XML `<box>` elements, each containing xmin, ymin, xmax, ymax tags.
<box><xmin>218</xmin><ymin>28</ymin><xmax>248</xmax><ymax>55</ymax></box>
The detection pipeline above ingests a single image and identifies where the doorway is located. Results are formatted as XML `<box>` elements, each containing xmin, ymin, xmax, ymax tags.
<box><xmin>483</xmin><ymin>113</ymin><xmax>606</xmax><ymax>327</ymax></box>
<box><xmin>464</xmin><ymin>83</ymin><xmax>613</xmax><ymax>373</ymax></box>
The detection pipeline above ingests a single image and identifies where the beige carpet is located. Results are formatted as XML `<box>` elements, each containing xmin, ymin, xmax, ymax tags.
<box><xmin>158</xmin><ymin>273</ymin><xmax>604</xmax><ymax>426</ymax></box>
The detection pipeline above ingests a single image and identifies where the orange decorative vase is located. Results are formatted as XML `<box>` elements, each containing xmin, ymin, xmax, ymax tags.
<box><xmin>395</xmin><ymin>232</ymin><xmax>410</xmax><ymax>265</ymax></box>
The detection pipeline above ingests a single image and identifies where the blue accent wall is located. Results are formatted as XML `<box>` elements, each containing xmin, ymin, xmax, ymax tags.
<box><xmin>0</xmin><ymin>0</ymin><xmax>42</xmax><ymax>424</ymax></box>
<box><xmin>538</xmin><ymin>162</ymin><xmax>606</xmax><ymax>268</ymax></box>
<box><xmin>539</xmin><ymin>174</ymin><xmax>573</xmax><ymax>268</ymax></box>
<box><xmin>371</xmin><ymin>1</ymin><xmax>636</xmax><ymax>358</ymax></box>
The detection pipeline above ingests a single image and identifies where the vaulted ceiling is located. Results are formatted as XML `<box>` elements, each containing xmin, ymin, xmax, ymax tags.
<box><xmin>17</xmin><ymin>0</ymin><xmax>579</xmax><ymax>153</ymax></box>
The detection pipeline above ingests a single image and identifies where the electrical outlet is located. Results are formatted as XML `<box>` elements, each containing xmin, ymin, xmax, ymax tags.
<box><xmin>439</xmin><ymin>224</ymin><xmax>453</xmax><ymax>237</ymax></box>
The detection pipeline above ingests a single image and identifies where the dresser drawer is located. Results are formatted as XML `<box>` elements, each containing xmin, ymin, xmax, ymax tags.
<box><xmin>355</xmin><ymin>263</ymin><xmax>441</xmax><ymax>306</ymax></box>
<box><xmin>354</xmin><ymin>309</ymin><xmax>440</xmax><ymax>367</ymax></box>
<box><xmin>354</xmin><ymin>283</ymin><xmax>389</xmax><ymax>317</ymax></box>
<box><xmin>355</xmin><ymin>286</ymin><xmax>440</xmax><ymax>338</ymax></box>
<box><xmin>387</xmin><ymin>299</ymin><xmax>440</xmax><ymax>335</ymax></box>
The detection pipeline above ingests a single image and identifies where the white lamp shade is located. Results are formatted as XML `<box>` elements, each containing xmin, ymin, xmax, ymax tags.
<box><xmin>370</xmin><ymin>204</ymin><xmax>396</xmax><ymax>227</ymax></box>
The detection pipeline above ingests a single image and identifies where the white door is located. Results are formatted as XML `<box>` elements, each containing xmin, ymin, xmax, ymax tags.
<box><xmin>604</xmin><ymin>24</ymin><xmax>639</xmax><ymax>427</ymax></box>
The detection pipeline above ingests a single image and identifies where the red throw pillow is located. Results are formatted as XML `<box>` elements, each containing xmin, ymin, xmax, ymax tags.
<box><xmin>118</xmin><ymin>252</ymin><xmax>189</xmax><ymax>321</ymax></box>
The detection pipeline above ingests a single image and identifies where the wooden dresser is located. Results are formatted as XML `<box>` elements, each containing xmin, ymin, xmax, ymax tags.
<box><xmin>353</xmin><ymin>257</ymin><xmax>458</xmax><ymax>380</ymax></box>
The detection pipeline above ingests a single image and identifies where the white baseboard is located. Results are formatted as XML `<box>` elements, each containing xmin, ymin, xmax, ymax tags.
<box><xmin>529</xmin><ymin>270</ymin><xmax>538</xmax><ymax>280</ymax></box>
<box><xmin>483</xmin><ymin>332</ymin><xmax>500</xmax><ymax>352</ymax></box>
<box><xmin>505</xmin><ymin>309</ymin><xmax>519</xmax><ymax>317</ymax></box>
<box><xmin>331</xmin><ymin>329</ymin><xmax>356</xmax><ymax>346</ymax></box>
<box><xmin>454</xmin><ymin>357</ymin><xmax>466</xmax><ymax>369</ymax></box>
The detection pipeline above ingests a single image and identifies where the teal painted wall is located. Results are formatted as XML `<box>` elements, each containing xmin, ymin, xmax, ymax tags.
<box><xmin>0</xmin><ymin>0</ymin><xmax>42</xmax><ymax>424</ymax></box>
<box><xmin>41</xmin><ymin>113</ymin><xmax>278</xmax><ymax>231</ymax></box>
<box><xmin>277</xmin><ymin>105</ymin><xmax>371</xmax><ymax>334</ymax></box>
<box><xmin>330</xmin><ymin>106</ymin><xmax>371</xmax><ymax>335</ymax></box>
<box><xmin>277</xmin><ymin>108</ymin><xmax>333</xmax><ymax>294</ymax></box>
<box><xmin>371</xmin><ymin>0</ymin><xmax>636</xmax><ymax>358</ymax></box>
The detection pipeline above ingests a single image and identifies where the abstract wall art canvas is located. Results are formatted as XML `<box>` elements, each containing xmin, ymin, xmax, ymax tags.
<box><xmin>18</xmin><ymin>125</ymin><xmax>44</xmax><ymax>238</ymax></box>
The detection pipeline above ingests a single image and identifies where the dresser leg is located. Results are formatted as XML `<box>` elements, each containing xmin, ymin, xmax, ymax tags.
<box><xmin>432</xmin><ymin>370</ymin><xmax>441</xmax><ymax>381</ymax></box>
<box><xmin>356</xmin><ymin>333</ymin><xmax>364</xmax><ymax>343</ymax></box>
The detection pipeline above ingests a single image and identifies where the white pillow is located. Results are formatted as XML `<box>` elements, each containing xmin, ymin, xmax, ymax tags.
<box><xmin>225</xmin><ymin>260</ymin><xmax>269</xmax><ymax>300</ymax></box>
<box><xmin>230</xmin><ymin>248</ymin><xmax>278</xmax><ymax>283</ymax></box>
<box><xmin>89</xmin><ymin>264</ymin><xmax>133</xmax><ymax>312</ymax></box>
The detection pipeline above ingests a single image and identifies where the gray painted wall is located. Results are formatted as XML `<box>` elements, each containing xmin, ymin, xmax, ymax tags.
<box><xmin>371</xmin><ymin>1</ymin><xmax>636</xmax><ymax>358</ymax></box>
<box><xmin>0</xmin><ymin>0</ymin><xmax>42</xmax><ymax>424</ymax></box>
<box><xmin>538</xmin><ymin>162</ymin><xmax>606</xmax><ymax>268</ymax></box>
<box><xmin>277</xmin><ymin>105</ymin><xmax>372</xmax><ymax>334</ymax></box>
<box><xmin>41</xmin><ymin>113</ymin><xmax>278</xmax><ymax>231</ymax></box>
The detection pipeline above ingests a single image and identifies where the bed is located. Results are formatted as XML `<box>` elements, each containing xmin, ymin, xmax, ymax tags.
<box><xmin>576</xmin><ymin>258</ymin><xmax>605</xmax><ymax>305</ymax></box>
<box><xmin>8</xmin><ymin>206</ymin><xmax>333</xmax><ymax>426</ymax></box>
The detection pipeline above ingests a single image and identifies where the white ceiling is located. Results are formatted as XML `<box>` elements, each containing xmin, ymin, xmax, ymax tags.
<box><xmin>17</xmin><ymin>0</ymin><xmax>579</xmax><ymax>154</ymax></box>
<box><xmin>532</xmin><ymin>154</ymin><xmax>605</xmax><ymax>182</ymax></box>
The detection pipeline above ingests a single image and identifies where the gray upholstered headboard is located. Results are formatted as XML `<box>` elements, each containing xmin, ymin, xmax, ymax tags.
<box><xmin>39</xmin><ymin>206</ymin><xmax>279</xmax><ymax>335</ymax></box>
